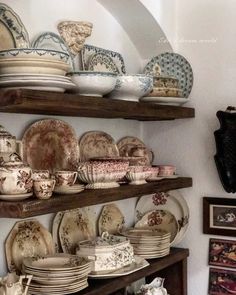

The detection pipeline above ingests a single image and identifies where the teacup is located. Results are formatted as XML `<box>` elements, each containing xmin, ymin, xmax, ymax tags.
<box><xmin>157</xmin><ymin>165</ymin><xmax>176</xmax><ymax>176</ymax></box>
<box><xmin>54</xmin><ymin>171</ymin><xmax>78</xmax><ymax>187</ymax></box>
<box><xmin>33</xmin><ymin>179</ymin><xmax>56</xmax><ymax>200</ymax></box>
<box><xmin>32</xmin><ymin>170</ymin><xmax>50</xmax><ymax>181</ymax></box>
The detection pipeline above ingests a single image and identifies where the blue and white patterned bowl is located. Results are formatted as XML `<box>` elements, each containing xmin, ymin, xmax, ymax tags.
<box><xmin>0</xmin><ymin>48</ymin><xmax>70</xmax><ymax>63</ymax></box>
<box><xmin>108</xmin><ymin>74</ymin><xmax>153</xmax><ymax>101</ymax></box>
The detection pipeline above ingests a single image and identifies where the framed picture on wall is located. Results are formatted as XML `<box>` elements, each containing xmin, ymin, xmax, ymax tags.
<box><xmin>203</xmin><ymin>197</ymin><xmax>236</xmax><ymax>236</ymax></box>
<box><xmin>209</xmin><ymin>238</ymin><xmax>236</xmax><ymax>268</ymax></box>
<box><xmin>209</xmin><ymin>267</ymin><xmax>236</xmax><ymax>295</ymax></box>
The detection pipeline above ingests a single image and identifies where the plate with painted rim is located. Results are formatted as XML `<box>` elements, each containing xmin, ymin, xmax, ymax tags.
<box><xmin>5</xmin><ymin>219</ymin><xmax>54</xmax><ymax>273</ymax></box>
<box><xmin>0</xmin><ymin>3</ymin><xmax>30</xmax><ymax>50</ymax></box>
<box><xmin>59</xmin><ymin>207</ymin><xmax>97</xmax><ymax>254</ymax></box>
<box><xmin>82</xmin><ymin>44</ymin><xmax>126</xmax><ymax>74</ymax></box>
<box><xmin>79</xmin><ymin>130</ymin><xmax>119</xmax><ymax>162</ymax></box>
<box><xmin>88</xmin><ymin>52</ymin><xmax>119</xmax><ymax>74</ymax></box>
<box><xmin>135</xmin><ymin>190</ymin><xmax>190</xmax><ymax>246</ymax></box>
<box><xmin>143</xmin><ymin>52</ymin><xmax>193</xmax><ymax>98</ymax></box>
<box><xmin>0</xmin><ymin>192</ymin><xmax>33</xmax><ymax>201</ymax></box>
<box><xmin>22</xmin><ymin>119</ymin><xmax>80</xmax><ymax>173</ymax></box>
<box><xmin>32</xmin><ymin>31</ymin><xmax>75</xmax><ymax>70</ymax></box>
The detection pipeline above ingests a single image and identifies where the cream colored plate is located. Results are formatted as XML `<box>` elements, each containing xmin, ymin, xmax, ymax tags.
<box><xmin>0</xmin><ymin>192</ymin><xmax>33</xmax><ymax>201</ymax></box>
<box><xmin>53</xmin><ymin>184</ymin><xmax>84</xmax><ymax>194</ymax></box>
<box><xmin>98</xmin><ymin>203</ymin><xmax>125</xmax><ymax>235</ymax></box>
<box><xmin>79</xmin><ymin>130</ymin><xmax>119</xmax><ymax>161</ymax></box>
<box><xmin>59</xmin><ymin>208</ymin><xmax>97</xmax><ymax>254</ymax></box>
<box><xmin>5</xmin><ymin>219</ymin><xmax>54</xmax><ymax>272</ymax></box>
<box><xmin>52</xmin><ymin>212</ymin><xmax>64</xmax><ymax>253</ymax></box>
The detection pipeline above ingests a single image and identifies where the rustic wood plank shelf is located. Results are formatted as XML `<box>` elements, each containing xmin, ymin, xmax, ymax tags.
<box><xmin>0</xmin><ymin>89</ymin><xmax>195</xmax><ymax>121</ymax></box>
<box><xmin>79</xmin><ymin>248</ymin><xmax>189</xmax><ymax>295</ymax></box>
<box><xmin>0</xmin><ymin>177</ymin><xmax>192</xmax><ymax>218</ymax></box>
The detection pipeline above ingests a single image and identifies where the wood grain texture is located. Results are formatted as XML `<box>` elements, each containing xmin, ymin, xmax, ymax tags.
<box><xmin>0</xmin><ymin>89</ymin><xmax>195</xmax><ymax>121</ymax></box>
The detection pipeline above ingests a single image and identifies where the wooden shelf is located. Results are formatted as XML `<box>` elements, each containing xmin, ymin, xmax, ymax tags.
<box><xmin>79</xmin><ymin>248</ymin><xmax>189</xmax><ymax>295</ymax></box>
<box><xmin>0</xmin><ymin>89</ymin><xmax>195</xmax><ymax>121</ymax></box>
<box><xmin>0</xmin><ymin>177</ymin><xmax>192</xmax><ymax>218</ymax></box>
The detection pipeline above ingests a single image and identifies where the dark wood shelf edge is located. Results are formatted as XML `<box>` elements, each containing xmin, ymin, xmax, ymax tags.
<box><xmin>0</xmin><ymin>89</ymin><xmax>195</xmax><ymax>121</ymax></box>
<box><xmin>79</xmin><ymin>248</ymin><xmax>189</xmax><ymax>295</ymax></box>
<box><xmin>0</xmin><ymin>177</ymin><xmax>192</xmax><ymax>218</ymax></box>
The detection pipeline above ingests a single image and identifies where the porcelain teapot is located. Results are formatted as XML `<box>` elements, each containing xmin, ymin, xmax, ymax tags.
<box><xmin>0</xmin><ymin>273</ymin><xmax>32</xmax><ymax>295</ymax></box>
<box><xmin>138</xmin><ymin>278</ymin><xmax>168</xmax><ymax>295</ymax></box>
<box><xmin>0</xmin><ymin>126</ymin><xmax>21</xmax><ymax>163</ymax></box>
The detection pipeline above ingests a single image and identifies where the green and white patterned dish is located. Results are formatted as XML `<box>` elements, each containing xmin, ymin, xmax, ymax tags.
<box><xmin>88</xmin><ymin>52</ymin><xmax>119</xmax><ymax>74</ymax></box>
<box><xmin>143</xmin><ymin>52</ymin><xmax>193</xmax><ymax>98</ymax></box>
<box><xmin>0</xmin><ymin>3</ymin><xmax>30</xmax><ymax>49</ymax></box>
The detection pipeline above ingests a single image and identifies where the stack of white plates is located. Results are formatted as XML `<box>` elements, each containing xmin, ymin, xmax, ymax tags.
<box><xmin>121</xmin><ymin>228</ymin><xmax>171</xmax><ymax>259</ymax></box>
<box><xmin>22</xmin><ymin>254</ymin><xmax>91</xmax><ymax>295</ymax></box>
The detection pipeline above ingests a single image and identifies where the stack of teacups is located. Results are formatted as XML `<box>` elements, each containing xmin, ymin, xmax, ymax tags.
<box><xmin>32</xmin><ymin>170</ymin><xmax>55</xmax><ymax>200</ymax></box>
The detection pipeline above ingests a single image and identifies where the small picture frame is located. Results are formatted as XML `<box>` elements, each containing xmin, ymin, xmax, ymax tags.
<box><xmin>209</xmin><ymin>267</ymin><xmax>236</xmax><ymax>295</ymax></box>
<box><xmin>203</xmin><ymin>197</ymin><xmax>236</xmax><ymax>236</ymax></box>
<box><xmin>209</xmin><ymin>238</ymin><xmax>236</xmax><ymax>268</ymax></box>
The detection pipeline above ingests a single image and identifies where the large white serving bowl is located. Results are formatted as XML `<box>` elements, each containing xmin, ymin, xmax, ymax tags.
<box><xmin>108</xmin><ymin>74</ymin><xmax>153</xmax><ymax>101</ymax></box>
<box><xmin>66</xmin><ymin>71</ymin><xmax>117</xmax><ymax>97</ymax></box>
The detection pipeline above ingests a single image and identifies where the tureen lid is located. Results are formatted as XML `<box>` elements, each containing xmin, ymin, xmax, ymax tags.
<box><xmin>1</xmin><ymin>153</ymin><xmax>27</xmax><ymax>168</ymax></box>
<box><xmin>0</xmin><ymin>125</ymin><xmax>16</xmax><ymax>139</ymax></box>
<box><xmin>79</xmin><ymin>232</ymin><xmax>128</xmax><ymax>248</ymax></box>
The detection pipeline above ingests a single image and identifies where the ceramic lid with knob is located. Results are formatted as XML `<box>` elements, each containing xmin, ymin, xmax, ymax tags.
<box><xmin>0</xmin><ymin>125</ymin><xmax>17</xmax><ymax>153</ymax></box>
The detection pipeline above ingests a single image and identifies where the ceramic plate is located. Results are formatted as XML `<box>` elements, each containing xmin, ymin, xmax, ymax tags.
<box><xmin>0</xmin><ymin>192</ymin><xmax>33</xmax><ymax>201</ymax></box>
<box><xmin>59</xmin><ymin>207</ymin><xmax>97</xmax><ymax>254</ymax></box>
<box><xmin>135</xmin><ymin>190</ymin><xmax>190</xmax><ymax>246</ymax></box>
<box><xmin>140</xmin><ymin>96</ymin><xmax>190</xmax><ymax>106</ymax></box>
<box><xmin>143</xmin><ymin>52</ymin><xmax>193</xmax><ymax>98</ymax></box>
<box><xmin>27</xmin><ymin>282</ymin><xmax>88</xmax><ymax>295</ymax></box>
<box><xmin>89</xmin><ymin>256</ymin><xmax>149</xmax><ymax>279</ymax></box>
<box><xmin>88</xmin><ymin>52</ymin><xmax>119</xmax><ymax>73</ymax></box>
<box><xmin>0</xmin><ymin>3</ymin><xmax>30</xmax><ymax>50</ymax></box>
<box><xmin>52</xmin><ymin>212</ymin><xmax>64</xmax><ymax>253</ymax></box>
<box><xmin>82</xmin><ymin>44</ymin><xmax>126</xmax><ymax>74</ymax></box>
<box><xmin>22</xmin><ymin>119</ymin><xmax>79</xmax><ymax>173</ymax></box>
<box><xmin>32</xmin><ymin>31</ymin><xmax>75</xmax><ymax>70</ymax></box>
<box><xmin>79</xmin><ymin>131</ymin><xmax>119</xmax><ymax>161</ymax></box>
<box><xmin>117</xmin><ymin>136</ymin><xmax>153</xmax><ymax>165</ymax></box>
<box><xmin>5</xmin><ymin>219</ymin><xmax>54</xmax><ymax>272</ymax></box>
<box><xmin>98</xmin><ymin>203</ymin><xmax>125</xmax><ymax>235</ymax></box>
<box><xmin>53</xmin><ymin>184</ymin><xmax>85</xmax><ymax>195</ymax></box>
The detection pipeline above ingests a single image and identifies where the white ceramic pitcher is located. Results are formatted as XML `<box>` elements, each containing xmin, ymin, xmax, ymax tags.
<box><xmin>0</xmin><ymin>273</ymin><xmax>32</xmax><ymax>295</ymax></box>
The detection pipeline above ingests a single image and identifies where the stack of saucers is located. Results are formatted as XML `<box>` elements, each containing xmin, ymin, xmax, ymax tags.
<box><xmin>120</xmin><ymin>228</ymin><xmax>171</xmax><ymax>259</ymax></box>
<box><xmin>22</xmin><ymin>254</ymin><xmax>91</xmax><ymax>295</ymax></box>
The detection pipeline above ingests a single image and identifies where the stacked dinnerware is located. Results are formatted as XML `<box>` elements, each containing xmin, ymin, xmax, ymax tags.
<box><xmin>22</xmin><ymin>254</ymin><xmax>91</xmax><ymax>295</ymax></box>
<box><xmin>121</xmin><ymin>228</ymin><xmax>171</xmax><ymax>259</ymax></box>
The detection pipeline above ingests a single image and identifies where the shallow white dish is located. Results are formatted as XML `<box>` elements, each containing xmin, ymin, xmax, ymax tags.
<box><xmin>0</xmin><ymin>192</ymin><xmax>33</xmax><ymax>201</ymax></box>
<box><xmin>140</xmin><ymin>96</ymin><xmax>190</xmax><ymax>106</ymax></box>
<box><xmin>53</xmin><ymin>184</ymin><xmax>84</xmax><ymax>194</ymax></box>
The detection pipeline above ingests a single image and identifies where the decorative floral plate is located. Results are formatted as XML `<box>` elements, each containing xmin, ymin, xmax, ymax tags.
<box><xmin>135</xmin><ymin>190</ymin><xmax>190</xmax><ymax>246</ymax></box>
<box><xmin>0</xmin><ymin>3</ymin><xmax>30</xmax><ymax>50</ymax></box>
<box><xmin>143</xmin><ymin>52</ymin><xmax>193</xmax><ymax>98</ymax></box>
<box><xmin>88</xmin><ymin>52</ymin><xmax>119</xmax><ymax>73</ymax></box>
<box><xmin>5</xmin><ymin>219</ymin><xmax>54</xmax><ymax>272</ymax></box>
<box><xmin>22</xmin><ymin>119</ymin><xmax>79</xmax><ymax>173</ymax></box>
<box><xmin>79</xmin><ymin>130</ymin><xmax>119</xmax><ymax>161</ymax></box>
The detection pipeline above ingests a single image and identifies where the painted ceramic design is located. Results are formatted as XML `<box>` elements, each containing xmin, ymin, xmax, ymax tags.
<box><xmin>0</xmin><ymin>272</ymin><xmax>33</xmax><ymax>295</ymax></box>
<box><xmin>135</xmin><ymin>190</ymin><xmax>190</xmax><ymax>246</ymax></box>
<box><xmin>138</xmin><ymin>277</ymin><xmax>168</xmax><ymax>295</ymax></box>
<box><xmin>5</xmin><ymin>219</ymin><xmax>54</xmax><ymax>273</ymax></box>
<box><xmin>0</xmin><ymin>125</ymin><xmax>19</xmax><ymax>163</ymax></box>
<box><xmin>32</xmin><ymin>31</ymin><xmax>75</xmax><ymax>70</ymax></box>
<box><xmin>82</xmin><ymin>44</ymin><xmax>126</xmax><ymax>74</ymax></box>
<box><xmin>0</xmin><ymin>3</ymin><xmax>30</xmax><ymax>50</ymax></box>
<box><xmin>32</xmin><ymin>169</ymin><xmax>50</xmax><ymax>181</ymax></box>
<box><xmin>153</xmin><ymin>76</ymin><xmax>179</xmax><ymax>88</ymax></box>
<box><xmin>88</xmin><ymin>52</ymin><xmax>119</xmax><ymax>73</ymax></box>
<box><xmin>33</xmin><ymin>179</ymin><xmax>56</xmax><ymax>200</ymax></box>
<box><xmin>98</xmin><ymin>204</ymin><xmax>125</xmax><ymax>235</ymax></box>
<box><xmin>59</xmin><ymin>207</ymin><xmax>97</xmax><ymax>254</ymax></box>
<box><xmin>146</xmin><ymin>87</ymin><xmax>182</xmax><ymax>98</ymax></box>
<box><xmin>143</xmin><ymin>52</ymin><xmax>193</xmax><ymax>98</ymax></box>
<box><xmin>52</xmin><ymin>211</ymin><xmax>64</xmax><ymax>253</ymax></box>
<box><xmin>79</xmin><ymin>131</ymin><xmax>119</xmax><ymax>161</ymax></box>
<box><xmin>22</xmin><ymin>119</ymin><xmax>80</xmax><ymax>173</ymax></box>
<box><xmin>54</xmin><ymin>171</ymin><xmax>77</xmax><ymax>187</ymax></box>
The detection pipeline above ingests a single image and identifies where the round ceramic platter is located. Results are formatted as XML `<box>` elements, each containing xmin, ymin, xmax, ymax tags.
<box><xmin>0</xmin><ymin>3</ymin><xmax>30</xmax><ymax>50</ymax></box>
<box><xmin>0</xmin><ymin>192</ymin><xmax>33</xmax><ymax>201</ymax></box>
<box><xmin>5</xmin><ymin>219</ymin><xmax>54</xmax><ymax>272</ymax></box>
<box><xmin>88</xmin><ymin>52</ymin><xmax>119</xmax><ymax>74</ymax></box>
<box><xmin>79</xmin><ymin>131</ymin><xmax>119</xmax><ymax>161</ymax></box>
<box><xmin>134</xmin><ymin>209</ymin><xmax>178</xmax><ymax>243</ymax></box>
<box><xmin>98</xmin><ymin>203</ymin><xmax>125</xmax><ymax>235</ymax></box>
<box><xmin>22</xmin><ymin>119</ymin><xmax>79</xmax><ymax>173</ymax></box>
<box><xmin>117</xmin><ymin>136</ymin><xmax>153</xmax><ymax>165</ymax></box>
<box><xmin>53</xmin><ymin>184</ymin><xmax>85</xmax><ymax>194</ymax></box>
<box><xmin>32</xmin><ymin>31</ymin><xmax>75</xmax><ymax>70</ymax></box>
<box><xmin>140</xmin><ymin>96</ymin><xmax>190</xmax><ymax>106</ymax></box>
<box><xmin>89</xmin><ymin>256</ymin><xmax>149</xmax><ymax>279</ymax></box>
<box><xmin>59</xmin><ymin>207</ymin><xmax>97</xmax><ymax>254</ymax></box>
<box><xmin>143</xmin><ymin>52</ymin><xmax>193</xmax><ymax>98</ymax></box>
<box><xmin>135</xmin><ymin>190</ymin><xmax>190</xmax><ymax>246</ymax></box>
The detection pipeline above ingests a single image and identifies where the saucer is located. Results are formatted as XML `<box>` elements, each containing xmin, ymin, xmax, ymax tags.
<box><xmin>53</xmin><ymin>184</ymin><xmax>85</xmax><ymax>194</ymax></box>
<box><xmin>0</xmin><ymin>192</ymin><xmax>33</xmax><ymax>201</ymax></box>
<box><xmin>158</xmin><ymin>174</ymin><xmax>179</xmax><ymax>179</ymax></box>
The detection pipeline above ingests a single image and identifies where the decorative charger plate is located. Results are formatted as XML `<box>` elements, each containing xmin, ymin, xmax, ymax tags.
<box><xmin>5</xmin><ymin>219</ymin><xmax>54</xmax><ymax>272</ymax></box>
<box><xmin>143</xmin><ymin>52</ymin><xmax>193</xmax><ymax>98</ymax></box>
<box><xmin>79</xmin><ymin>131</ymin><xmax>119</xmax><ymax>161</ymax></box>
<box><xmin>82</xmin><ymin>44</ymin><xmax>126</xmax><ymax>74</ymax></box>
<box><xmin>0</xmin><ymin>3</ymin><xmax>30</xmax><ymax>50</ymax></box>
<box><xmin>88</xmin><ymin>52</ymin><xmax>119</xmax><ymax>73</ymax></box>
<box><xmin>22</xmin><ymin>119</ymin><xmax>79</xmax><ymax>173</ymax></box>
<box><xmin>135</xmin><ymin>190</ymin><xmax>189</xmax><ymax>246</ymax></box>
<box><xmin>59</xmin><ymin>207</ymin><xmax>97</xmax><ymax>254</ymax></box>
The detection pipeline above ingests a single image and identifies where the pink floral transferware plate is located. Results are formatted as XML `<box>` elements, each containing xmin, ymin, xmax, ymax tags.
<box><xmin>22</xmin><ymin>119</ymin><xmax>79</xmax><ymax>173</ymax></box>
<box><xmin>79</xmin><ymin>131</ymin><xmax>119</xmax><ymax>161</ymax></box>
